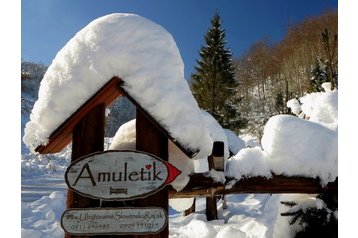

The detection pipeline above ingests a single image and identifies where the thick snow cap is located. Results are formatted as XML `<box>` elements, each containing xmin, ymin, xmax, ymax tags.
<box><xmin>23</xmin><ymin>13</ymin><xmax>212</xmax><ymax>157</ymax></box>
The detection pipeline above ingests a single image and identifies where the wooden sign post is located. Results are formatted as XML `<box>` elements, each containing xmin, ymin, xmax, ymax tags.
<box><xmin>134</xmin><ymin>109</ymin><xmax>169</xmax><ymax>238</ymax></box>
<box><xmin>66</xmin><ymin>103</ymin><xmax>105</xmax><ymax>238</ymax></box>
<box><xmin>206</xmin><ymin>141</ymin><xmax>224</xmax><ymax>221</ymax></box>
<box><xmin>34</xmin><ymin>77</ymin><xmax>197</xmax><ymax>237</ymax></box>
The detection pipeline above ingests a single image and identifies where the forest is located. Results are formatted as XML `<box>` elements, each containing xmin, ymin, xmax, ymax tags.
<box><xmin>233</xmin><ymin>10</ymin><xmax>337</xmax><ymax>138</ymax></box>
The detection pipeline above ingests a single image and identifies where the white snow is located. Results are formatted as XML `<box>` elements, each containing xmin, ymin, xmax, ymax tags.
<box><xmin>193</xmin><ymin>111</ymin><xmax>230</xmax><ymax>173</ymax></box>
<box><xmin>287</xmin><ymin>86</ymin><xmax>338</xmax><ymax>131</ymax></box>
<box><xmin>226</xmin><ymin>146</ymin><xmax>272</xmax><ymax>180</ymax></box>
<box><xmin>168</xmin><ymin>198</ymin><xmax>195</xmax><ymax>212</ymax></box>
<box><xmin>224</xmin><ymin>128</ymin><xmax>246</xmax><ymax>155</ymax></box>
<box><xmin>286</xmin><ymin>98</ymin><xmax>301</xmax><ymax>116</ymax></box>
<box><xmin>206</xmin><ymin>169</ymin><xmax>226</xmax><ymax>184</ymax></box>
<box><xmin>21</xmin><ymin>191</ymin><xmax>66</xmax><ymax>238</ymax></box>
<box><xmin>227</xmin><ymin>115</ymin><xmax>337</xmax><ymax>185</ymax></box>
<box><xmin>108</xmin><ymin>119</ymin><xmax>136</xmax><ymax>150</ymax></box>
<box><xmin>169</xmin><ymin>194</ymin><xmax>297</xmax><ymax>238</ymax></box>
<box><xmin>23</xmin><ymin>13</ymin><xmax>212</xmax><ymax>159</ymax></box>
<box><xmin>201</xmin><ymin>111</ymin><xmax>229</xmax><ymax>160</ymax></box>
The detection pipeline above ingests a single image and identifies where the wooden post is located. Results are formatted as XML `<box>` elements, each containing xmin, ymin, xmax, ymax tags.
<box><xmin>134</xmin><ymin>108</ymin><xmax>169</xmax><ymax>238</ymax></box>
<box><xmin>65</xmin><ymin>103</ymin><xmax>105</xmax><ymax>238</ymax></box>
<box><xmin>206</xmin><ymin>141</ymin><xmax>224</xmax><ymax>221</ymax></box>
<box><xmin>183</xmin><ymin>199</ymin><xmax>196</xmax><ymax>216</ymax></box>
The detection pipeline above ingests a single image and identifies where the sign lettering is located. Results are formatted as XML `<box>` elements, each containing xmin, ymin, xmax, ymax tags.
<box><xmin>61</xmin><ymin>207</ymin><xmax>167</xmax><ymax>235</ymax></box>
<box><xmin>65</xmin><ymin>150</ymin><xmax>181</xmax><ymax>200</ymax></box>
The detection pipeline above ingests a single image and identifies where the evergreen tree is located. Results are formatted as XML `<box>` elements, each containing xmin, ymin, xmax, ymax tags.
<box><xmin>321</xmin><ymin>29</ymin><xmax>338</xmax><ymax>90</ymax></box>
<box><xmin>190</xmin><ymin>13</ymin><xmax>246</xmax><ymax>132</ymax></box>
<box><xmin>105</xmin><ymin>97</ymin><xmax>136</xmax><ymax>137</ymax></box>
<box><xmin>309</xmin><ymin>58</ymin><xmax>328</xmax><ymax>93</ymax></box>
<box><xmin>274</xmin><ymin>90</ymin><xmax>285</xmax><ymax>114</ymax></box>
<box><xmin>281</xmin><ymin>188</ymin><xmax>338</xmax><ymax>238</ymax></box>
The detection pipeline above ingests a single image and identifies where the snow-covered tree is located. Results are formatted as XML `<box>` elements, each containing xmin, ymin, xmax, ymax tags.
<box><xmin>21</xmin><ymin>61</ymin><xmax>48</xmax><ymax>99</ymax></box>
<box><xmin>190</xmin><ymin>13</ymin><xmax>247</xmax><ymax>132</ymax></box>
<box><xmin>105</xmin><ymin>97</ymin><xmax>136</xmax><ymax>137</ymax></box>
<box><xmin>309</xmin><ymin>58</ymin><xmax>328</xmax><ymax>93</ymax></box>
<box><xmin>321</xmin><ymin>28</ymin><xmax>338</xmax><ymax>90</ymax></box>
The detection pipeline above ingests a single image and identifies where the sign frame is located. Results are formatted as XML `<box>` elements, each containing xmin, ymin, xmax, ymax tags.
<box><xmin>65</xmin><ymin>150</ymin><xmax>181</xmax><ymax>201</ymax></box>
<box><xmin>61</xmin><ymin>207</ymin><xmax>168</xmax><ymax>236</ymax></box>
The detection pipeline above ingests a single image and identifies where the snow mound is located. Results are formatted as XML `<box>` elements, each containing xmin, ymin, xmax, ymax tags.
<box><xmin>108</xmin><ymin>119</ymin><xmax>136</xmax><ymax>150</ymax></box>
<box><xmin>227</xmin><ymin>115</ymin><xmax>337</xmax><ymax>185</ymax></box>
<box><xmin>23</xmin><ymin>13</ymin><xmax>212</xmax><ymax>158</ymax></box>
<box><xmin>169</xmin><ymin>198</ymin><xmax>195</xmax><ymax>212</ymax></box>
<box><xmin>262</xmin><ymin>115</ymin><xmax>337</xmax><ymax>184</ymax></box>
<box><xmin>287</xmin><ymin>86</ymin><xmax>338</xmax><ymax>131</ymax></box>
<box><xmin>216</xmin><ymin>226</ymin><xmax>246</xmax><ymax>238</ymax></box>
<box><xmin>226</xmin><ymin>146</ymin><xmax>271</xmax><ymax>180</ymax></box>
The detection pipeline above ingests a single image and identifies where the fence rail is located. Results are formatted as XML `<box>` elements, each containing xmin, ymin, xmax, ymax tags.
<box><xmin>169</xmin><ymin>172</ymin><xmax>338</xmax><ymax>198</ymax></box>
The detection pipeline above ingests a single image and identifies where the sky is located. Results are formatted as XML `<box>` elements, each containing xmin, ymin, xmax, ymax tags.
<box><xmin>21</xmin><ymin>0</ymin><xmax>338</xmax><ymax>79</ymax></box>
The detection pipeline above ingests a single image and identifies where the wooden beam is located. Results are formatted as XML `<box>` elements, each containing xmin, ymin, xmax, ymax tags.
<box><xmin>133</xmin><ymin>108</ymin><xmax>169</xmax><ymax>238</ymax></box>
<box><xmin>169</xmin><ymin>173</ymin><xmax>338</xmax><ymax>198</ymax></box>
<box><xmin>206</xmin><ymin>142</ymin><xmax>224</xmax><ymax>221</ymax></box>
<box><xmin>65</xmin><ymin>103</ymin><xmax>105</xmax><ymax>238</ymax></box>
<box><xmin>35</xmin><ymin>77</ymin><xmax>123</xmax><ymax>154</ymax></box>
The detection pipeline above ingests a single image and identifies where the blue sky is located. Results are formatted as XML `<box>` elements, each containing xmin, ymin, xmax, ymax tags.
<box><xmin>21</xmin><ymin>0</ymin><xmax>337</xmax><ymax>78</ymax></box>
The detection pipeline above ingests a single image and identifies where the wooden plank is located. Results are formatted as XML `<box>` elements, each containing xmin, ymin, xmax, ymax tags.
<box><xmin>133</xmin><ymin>108</ymin><xmax>169</xmax><ymax>238</ymax></box>
<box><xmin>183</xmin><ymin>199</ymin><xmax>195</xmax><ymax>216</ymax></box>
<box><xmin>169</xmin><ymin>173</ymin><xmax>338</xmax><ymax>198</ymax></box>
<box><xmin>65</xmin><ymin>103</ymin><xmax>105</xmax><ymax>238</ymax></box>
<box><xmin>35</xmin><ymin>77</ymin><xmax>123</xmax><ymax>154</ymax></box>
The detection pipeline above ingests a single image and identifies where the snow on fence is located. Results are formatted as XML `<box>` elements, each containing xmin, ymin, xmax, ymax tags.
<box><xmin>173</xmin><ymin>142</ymin><xmax>337</xmax><ymax>221</ymax></box>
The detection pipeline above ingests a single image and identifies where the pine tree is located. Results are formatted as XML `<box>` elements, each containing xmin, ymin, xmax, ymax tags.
<box><xmin>281</xmin><ymin>189</ymin><xmax>338</xmax><ymax>238</ymax></box>
<box><xmin>274</xmin><ymin>90</ymin><xmax>285</xmax><ymax>114</ymax></box>
<box><xmin>191</xmin><ymin>13</ymin><xmax>246</xmax><ymax>132</ymax></box>
<box><xmin>321</xmin><ymin>29</ymin><xmax>338</xmax><ymax>90</ymax></box>
<box><xmin>309</xmin><ymin>58</ymin><xmax>328</xmax><ymax>93</ymax></box>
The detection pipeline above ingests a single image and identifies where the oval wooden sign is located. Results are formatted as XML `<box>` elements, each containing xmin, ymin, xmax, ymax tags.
<box><xmin>65</xmin><ymin>150</ymin><xmax>181</xmax><ymax>200</ymax></box>
<box><xmin>61</xmin><ymin>207</ymin><xmax>167</xmax><ymax>235</ymax></box>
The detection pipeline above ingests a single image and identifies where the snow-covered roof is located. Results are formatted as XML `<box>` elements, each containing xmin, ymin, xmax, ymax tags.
<box><xmin>23</xmin><ymin>13</ymin><xmax>212</xmax><ymax>158</ymax></box>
